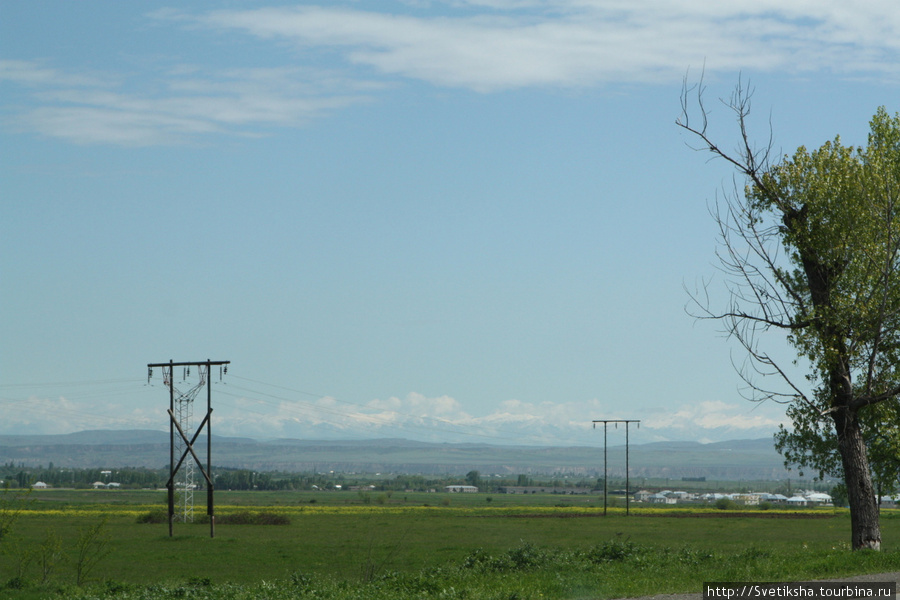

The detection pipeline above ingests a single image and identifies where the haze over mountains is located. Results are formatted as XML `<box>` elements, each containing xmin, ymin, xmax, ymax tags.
<box><xmin>0</xmin><ymin>430</ymin><xmax>816</xmax><ymax>481</ymax></box>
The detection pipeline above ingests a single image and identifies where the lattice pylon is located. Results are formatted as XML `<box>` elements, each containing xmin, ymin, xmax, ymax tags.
<box><xmin>164</xmin><ymin>366</ymin><xmax>206</xmax><ymax>523</ymax></box>
<box><xmin>149</xmin><ymin>359</ymin><xmax>228</xmax><ymax>538</ymax></box>
<box><xmin>175</xmin><ymin>391</ymin><xmax>194</xmax><ymax>522</ymax></box>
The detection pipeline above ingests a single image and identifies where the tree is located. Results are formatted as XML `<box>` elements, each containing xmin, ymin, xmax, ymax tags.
<box><xmin>678</xmin><ymin>78</ymin><xmax>900</xmax><ymax>550</ymax></box>
<box><xmin>465</xmin><ymin>470</ymin><xmax>481</xmax><ymax>488</ymax></box>
<box><xmin>73</xmin><ymin>517</ymin><xmax>111</xmax><ymax>586</ymax></box>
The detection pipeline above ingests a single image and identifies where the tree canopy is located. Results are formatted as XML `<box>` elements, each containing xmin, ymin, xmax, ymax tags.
<box><xmin>679</xmin><ymin>83</ymin><xmax>900</xmax><ymax>550</ymax></box>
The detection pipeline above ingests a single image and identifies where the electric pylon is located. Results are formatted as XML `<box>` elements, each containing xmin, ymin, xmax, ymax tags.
<box><xmin>148</xmin><ymin>359</ymin><xmax>229</xmax><ymax>537</ymax></box>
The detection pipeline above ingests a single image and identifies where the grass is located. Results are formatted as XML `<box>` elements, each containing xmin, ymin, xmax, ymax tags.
<box><xmin>3</xmin><ymin>490</ymin><xmax>900</xmax><ymax>599</ymax></box>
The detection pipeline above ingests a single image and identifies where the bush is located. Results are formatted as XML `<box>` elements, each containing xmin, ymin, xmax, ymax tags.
<box><xmin>138</xmin><ymin>510</ymin><xmax>290</xmax><ymax>525</ymax></box>
<box><xmin>586</xmin><ymin>539</ymin><xmax>643</xmax><ymax>563</ymax></box>
<box><xmin>215</xmin><ymin>511</ymin><xmax>291</xmax><ymax>525</ymax></box>
<box><xmin>714</xmin><ymin>497</ymin><xmax>738</xmax><ymax>510</ymax></box>
<box><xmin>136</xmin><ymin>510</ymin><xmax>168</xmax><ymax>524</ymax></box>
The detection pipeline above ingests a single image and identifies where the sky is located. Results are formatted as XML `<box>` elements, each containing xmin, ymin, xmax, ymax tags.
<box><xmin>1</xmin><ymin>1</ymin><xmax>898</xmax><ymax>448</ymax></box>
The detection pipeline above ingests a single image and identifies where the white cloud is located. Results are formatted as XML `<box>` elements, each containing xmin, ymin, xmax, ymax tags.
<box><xmin>0</xmin><ymin>395</ymin><xmax>164</xmax><ymax>435</ymax></box>
<box><xmin>642</xmin><ymin>399</ymin><xmax>790</xmax><ymax>442</ymax></box>
<box><xmin>0</xmin><ymin>387</ymin><xmax>788</xmax><ymax>445</ymax></box>
<box><xmin>196</xmin><ymin>1</ymin><xmax>900</xmax><ymax>91</ymax></box>
<box><xmin>4</xmin><ymin>2</ymin><xmax>898</xmax><ymax>145</ymax></box>
<box><xmin>2</xmin><ymin>60</ymin><xmax>374</xmax><ymax>146</ymax></box>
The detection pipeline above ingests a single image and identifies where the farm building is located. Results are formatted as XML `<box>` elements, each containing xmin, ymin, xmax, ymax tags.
<box><xmin>805</xmin><ymin>492</ymin><xmax>832</xmax><ymax>505</ymax></box>
<box><xmin>759</xmin><ymin>493</ymin><xmax>789</xmax><ymax>504</ymax></box>
<box><xmin>649</xmin><ymin>493</ymin><xmax>676</xmax><ymax>504</ymax></box>
<box><xmin>445</xmin><ymin>485</ymin><xmax>478</xmax><ymax>493</ymax></box>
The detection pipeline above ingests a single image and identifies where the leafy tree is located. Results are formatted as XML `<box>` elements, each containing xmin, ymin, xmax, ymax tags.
<box><xmin>37</xmin><ymin>528</ymin><xmax>64</xmax><ymax>584</ymax></box>
<box><xmin>465</xmin><ymin>470</ymin><xmax>481</xmax><ymax>488</ymax></box>
<box><xmin>0</xmin><ymin>484</ymin><xmax>31</xmax><ymax>557</ymax></box>
<box><xmin>679</xmin><ymin>79</ymin><xmax>900</xmax><ymax>550</ymax></box>
<box><xmin>73</xmin><ymin>517</ymin><xmax>111</xmax><ymax>586</ymax></box>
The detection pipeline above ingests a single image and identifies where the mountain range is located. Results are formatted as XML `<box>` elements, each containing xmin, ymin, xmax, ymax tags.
<box><xmin>0</xmin><ymin>430</ymin><xmax>807</xmax><ymax>480</ymax></box>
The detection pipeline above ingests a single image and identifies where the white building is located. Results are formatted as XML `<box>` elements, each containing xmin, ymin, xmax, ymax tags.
<box><xmin>445</xmin><ymin>485</ymin><xmax>478</xmax><ymax>493</ymax></box>
<box><xmin>649</xmin><ymin>493</ymin><xmax>676</xmax><ymax>504</ymax></box>
<box><xmin>805</xmin><ymin>492</ymin><xmax>832</xmax><ymax>505</ymax></box>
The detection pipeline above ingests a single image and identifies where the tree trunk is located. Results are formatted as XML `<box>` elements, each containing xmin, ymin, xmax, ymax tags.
<box><xmin>832</xmin><ymin>408</ymin><xmax>881</xmax><ymax>550</ymax></box>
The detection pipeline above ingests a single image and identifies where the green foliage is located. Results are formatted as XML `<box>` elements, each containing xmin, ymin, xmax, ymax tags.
<box><xmin>213</xmin><ymin>511</ymin><xmax>290</xmax><ymax>526</ymax></box>
<box><xmin>683</xmin><ymin>94</ymin><xmax>900</xmax><ymax>548</ymax></box>
<box><xmin>10</xmin><ymin>494</ymin><xmax>900</xmax><ymax>599</ymax></box>
<box><xmin>465</xmin><ymin>470</ymin><xmax>481</xmax><ymax>488</ymax></box>
<box><xmin>0</xmin><ymin>484</ymin><xmax>30</xmax><ymax>545</ymax></box>
<box><xmin>831</xmin><ymin>484</ymin><xmax>849</xmax><ymax>507</ymax></box>
<box><xmin>73</xmin><ymin>517</ymin><xmax>111</xmax><ymax>586</ymax></box>
<box><xmin>136</xmin><ymin>510</ymin><xmax>168</xmax><ymax>524</ymax></box>
<box><xmin>714</xmin><ymin>497</ymin><xmax>739</xmax><ymax>510</ymax></box>
<box><xmin>45</xmin><ymin>537</ymin><xmax>900</xmax><ymax>600</ymax></box>
<box><xmin>36</xmin><ymin>528</ymin><xmax>64</xmax><ymax>584</ymax></box>
<box><xmin>768</xmin><ymin>109</ymin><xmax>900</xmax><ymax>502</ymax></box>
<box><xmin>585</xmin><ymin>539</ymin><xmax>643</xmax><ymax>563</ymax></box>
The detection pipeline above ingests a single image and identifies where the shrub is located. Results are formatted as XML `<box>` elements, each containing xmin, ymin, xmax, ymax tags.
<box><xmin>138</xmin><ymin>510</ymin><xmax>290</xmax><ymax>525</ymax></box>
<box><xmin>136</xmin><ymin>510</ymin><xmax>168</xmax><ymax>524</ymax></box>
<box><xmin>715</xmin><ymin>497</ymin><xmax>738</xmax><ymax>510</ymax></box>
<box><xmin>586</xmin><ymin>539</ymin><xmax>642</xmax><ymax>563</ymax></box>
<box><xmin>215</xmin><ymin>511</ymin><xmax>290</xmax><ymax>525</ymax></box>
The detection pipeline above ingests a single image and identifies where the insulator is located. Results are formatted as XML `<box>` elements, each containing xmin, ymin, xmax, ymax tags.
<box><xmin>224</xmin><ymin>366</ymin><xmax>227</xmax><ymax>375</ymax></box>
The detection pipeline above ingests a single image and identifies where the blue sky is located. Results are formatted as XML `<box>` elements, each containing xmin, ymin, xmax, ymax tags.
<box><xmin>1</xmin><ymin>1</ymin><xmax>898</xmax><ymax>446</ymax></box>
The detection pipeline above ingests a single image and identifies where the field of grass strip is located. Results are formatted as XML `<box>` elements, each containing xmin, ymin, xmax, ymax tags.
<box><xmin>3</xmin><ymin>494</ymin><xmax>900</xmax><ymax>599</ymax></box>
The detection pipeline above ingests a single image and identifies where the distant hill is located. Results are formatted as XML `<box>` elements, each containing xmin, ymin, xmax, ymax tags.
<box><xmin>0</xmin><ymin>430</ymin><xmax>798</xmax><ymax>480</ymax></box>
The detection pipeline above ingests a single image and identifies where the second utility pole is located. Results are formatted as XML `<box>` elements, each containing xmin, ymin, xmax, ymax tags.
<box><xmin>592</xmin><ymin>419</ymin><xmax>640</xmax><ymax>515</ymax></box>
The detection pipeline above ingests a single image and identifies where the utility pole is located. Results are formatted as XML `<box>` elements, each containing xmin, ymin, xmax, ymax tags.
<box><xmin>592</xmin><ymin>419</ymin><xmax>640</xmax><ymax>515</ymax></box>
<box><xmin>148</xmin><ymin>359</ymin><xmax>229</xmax><ymax>538</ymax></box>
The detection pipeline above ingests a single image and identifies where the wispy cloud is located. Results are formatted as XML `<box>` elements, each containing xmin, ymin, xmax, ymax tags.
<box><xmin>0</xmin><ymin>394</ymin><xmax>165</xmax><ymax>435</ymax></box>
<box><xmin>4</xmin><ymin>2</ymin><xmax>897</xmax><ymax>145</ymax></box>
<box><xmin>195</xmin><ymin>1</ymin><xmax>900</xmax><ymax>91</ymax></box>
<box><xmin>642</xmin><ymin>400</ymin><xmax>790</xmax><ymax>443</ymax></box>
<box><xmin>0</xmin><ymin>387</ymin><xmax>787</xmax><ymax>445</ymax></box>
<box><xmin>207</xmin><ymin>390</ymin><xmax>786</xmax><ymax>445</ymax></box>
<box><xmin>1</xmin><ymin>60</ymin><xmax>374</xmax><ymax>146</ymax></box>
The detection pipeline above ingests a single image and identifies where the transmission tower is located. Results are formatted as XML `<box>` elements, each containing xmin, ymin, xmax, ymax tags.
<box><xmin>148</xmin><ymin>359</ymin><xmax>229</xmax><ymax>537</ymax></box>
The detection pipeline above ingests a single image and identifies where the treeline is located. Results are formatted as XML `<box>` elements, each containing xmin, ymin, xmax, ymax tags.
<box><xmin>1</xmin><ymin>463</ymin><xmax>165</xmax><ymax>489</ymax></box>
<box><xmin>0</xmin><ymin>463</ymin><xmax>602</xmax><ymax>493</ymax></box>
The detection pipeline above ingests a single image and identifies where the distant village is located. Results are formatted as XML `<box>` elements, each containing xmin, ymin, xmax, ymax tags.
<box><xmin>9</xmin><ymin>463</ymin><xmax>900</xmax><ymax>511</ymax></box>
<box><xmin>634</xmin><ymin>489</ymin><xmax>833</xmax><ymax>506</ymax></box>
<box><xmin>491</xmin><ymin>486</ymin><xmax>900</xmax><ymax>509</ymax></box>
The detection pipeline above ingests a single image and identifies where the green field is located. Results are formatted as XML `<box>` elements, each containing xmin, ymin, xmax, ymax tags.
<box><xmin>4</xmin><ymin>489</ymin><xmax>900</xmax><ymax>599</ymax></box>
